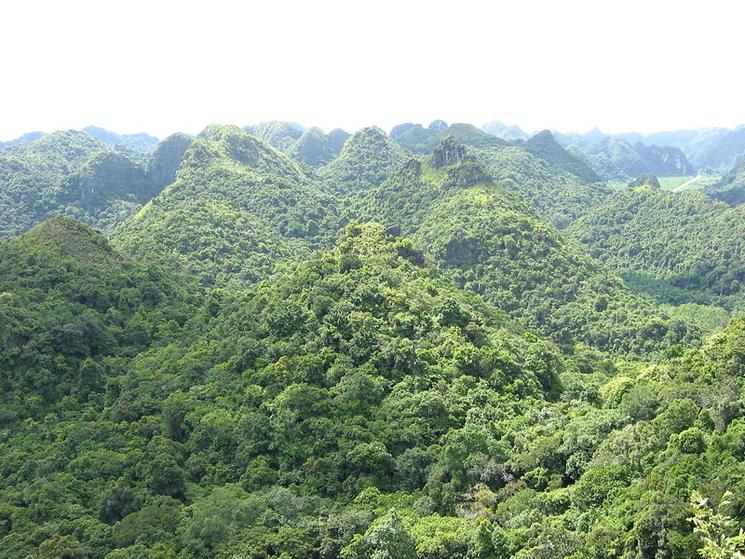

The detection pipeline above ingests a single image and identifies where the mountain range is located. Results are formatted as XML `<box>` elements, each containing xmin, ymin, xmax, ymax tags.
<box><xmin>1</xmin><ymin>118</ymin><xmax>744</xmax><ymax>559</ymax></box>
<box><xmin>482</xmin><ymin>121</ymin><xmax>745</xmax><ymax>173</ymax></box>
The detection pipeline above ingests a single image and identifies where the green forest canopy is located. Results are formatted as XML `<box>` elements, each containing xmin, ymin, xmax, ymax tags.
<box><xmin>1</xmin><ymin>123</ymin><xmax>744</xmax><ymax>559</ymax></box>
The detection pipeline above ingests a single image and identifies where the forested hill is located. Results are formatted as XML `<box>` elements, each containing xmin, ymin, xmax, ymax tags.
<box><xmin>0</xmin><ymin>216</ymin><xmax>198</xmax><ymax>414</ymax></box>
<box><xmin>570</xmin><ymin>137</ymin><xmax>694</xmax><ymax>181</ymax></box>
<box><xmin>1</xmin><ymin>219</ymin><xmax>744</xmax><ymax>558</ymax></box>
<box><xmin>2</xmin><ymin>120</ymin><xmax>745</xmax><ymax>559</ymax></box>
<box><xmin>567</xmin><ymin>184</ymin><xmax>745</xmax><ymax>308</ymax></box>
<box><xmin>0</xmin><ymin>130</ymin><xmax>191</xmax><ymax>237</ymax></box>
<box><xmin>353</xmin><ymin>138</ymin><xmax>699</xmax><ymax>354</ymax></box>
<box><xmin>706</xmin><ymin>154</ymin><xmax>745</xmax><ymax>205</ymax></box>
<box><xmin>112</xmin><ymin>125</ymin><xmax>338</xmax><ymax>286</ymax></box>
<box><xmin>520</xmin><ymin>130</ymin><xmax>601</xmax><ymax>184</ymax></box>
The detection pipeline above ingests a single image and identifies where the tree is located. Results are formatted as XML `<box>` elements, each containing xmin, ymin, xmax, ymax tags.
<box><xmin>343</xmin><ymin>510</ymin><xmax>416</xmax><ymax>559</ymax></box>
<box><xmin>689</xmin><ymin>491</ymin><xmax>745</xmax><ymax>559</ymax></box>
<box><xmin>37</xmin><ymin>535</ymin><xmax>88</xmax><ymax>559</ymax></box>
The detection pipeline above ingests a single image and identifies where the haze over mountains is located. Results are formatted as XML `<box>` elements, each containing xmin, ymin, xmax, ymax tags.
<box><xmin>1</xmin><ymin>117</ymin><xmax>745</xmax><ymax>559</ymax></box>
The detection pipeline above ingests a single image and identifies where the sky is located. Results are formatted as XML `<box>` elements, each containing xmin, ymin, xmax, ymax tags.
<box><xmin>1</xmin><ymin>0</ymin><xmax>744</xmax><ymax>141</ymax></box>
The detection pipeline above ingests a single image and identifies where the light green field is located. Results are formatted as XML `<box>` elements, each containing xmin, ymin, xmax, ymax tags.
<box><xmin>659</xmin><ymin>175</ymin><xmax>719</xmax><ymax>192</ymax></box>
<box><xmin>658</xmin><ymin>176</ymin><xmax>693</xmax><ymax>190</ymax></box>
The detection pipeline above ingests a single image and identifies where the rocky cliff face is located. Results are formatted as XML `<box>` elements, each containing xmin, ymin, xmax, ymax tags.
<box><xmin>432</xmin><ymin>135</ymin><xmax>466</xmax><ymax>168</ymax></box>
<box><xmin>633</xmin><ymin>143</ymin><xmax>694</xmax><ymax>176</ymax></box>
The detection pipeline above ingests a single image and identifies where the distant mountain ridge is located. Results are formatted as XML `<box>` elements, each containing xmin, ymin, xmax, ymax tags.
<box><xmin>569</xmin><ymin>137</ymin><xmax>694</xmax><ymax>181</ymax></box>
<box><xmin>0</xmin><ymin>130</ymin><xmax>190</xmax><ymax>237</ymax></box>
<box><xmin>520</xmin><ymin>130</ymin><xmax>601</xmax><ymax>183</ymax></box>
<box><xmin>481</xmin><ymin>120</ymin><xmax>529</xmax><ymax>141</ymax></box>
<box><xmin>0</xmin><ymin>131</ymin><xmax>44</xmax><ymax>150</ymax></box>
<box><xmin>245</xmin><ymin>121</ymin><xmax>350</xmax><ymax>166</ymax></box>
<box><xmin>390</xmin><ymin>120</ymin><xmax>505</xmax><ymax>153</ymax></box>
<box><xmin>83</xmin><ymin>126</ymin><xmax>159</xmax><ymax>153</ymax></box>
<box><xmin>706</xmin><ymin>154</ymin><xmax>745</xmax><ymax>205</ymax></box>
<box><xmin>0</xmin><ymin>126</ymin><xmax>160</xmax><ymax>153</ymax></box>
<box><xmin>477</xmin><ymin>122</ymin><xmax>745</xmax><ymax>172</ymax></box>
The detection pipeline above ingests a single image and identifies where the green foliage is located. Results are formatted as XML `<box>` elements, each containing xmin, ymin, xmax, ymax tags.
<box><xmin>343</xmin><ymin>510</ymin><xmax>417</xmax><ymax>559</ymax></box>
<box><xmin>706</xmin><ymin>154</ymin><xmax>745</xmax><ymax>205</ymax></box>
<box><xmin>0</xmin><ymin>130</ymin><xmax>191</xmax><ymax>237</ymax></box>
<box><xmin>689</xmin><ymin>491</ymin><xmax>745</xmax><ymax>559</ymax></box>
<box><xmin>469</xmin><ymin>144</ymin><xmax>614</xmax><ymax>227</ymax></box>
<box><xmin>113</xmin><ymin>125</ymin><xmax>338</xmax><ymax>286</ymax></box>
<box><xmin>4</xmin><ymin>120</ymin><xmax>745</xmax><ymax>559</ymax></box>
<box><xmin>356</xmin><ymin>145</ymin><xmax>697</xmax><ymax>354</ymax></box>
<box><xmin>0</xmin><ymin>217</ymin><xmax>196</xmax><ymax>416</ymax></box>
<box><xmin>521</xmin><ymin>130</ymin><xmax>601</xmax><ymax>183</ymax></box>
<box><xmin>320</xmin><ymin>127</ymin><xmax>408</xmax><ymax>194</ymax></box>
<box><xmin>568</xmin><ymin>186</ymin><xmax>745</xmax><ymax>307</ymax></box>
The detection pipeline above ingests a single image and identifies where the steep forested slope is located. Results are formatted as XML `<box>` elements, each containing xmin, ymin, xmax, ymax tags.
<box><xmin>355</xmin><ymin>139</ymin><xmax>697</xmax><ymax>353</ymax></box>
<box><xmin>632</xmin><ymin>142</ymin><xmax>694</xmax><ymax>177</ymax></box>
<box><xmin>522</xmin><ymin>130</ymin><xmax>601</xmax><ymax>184</ymax></box>
<box><xmin>568</xmin><ymin>185</ymin><xmax>745</xmax><ymax>307</ymax></box>
<box><xmin>319</xmin><ymin>127</ymin><xmax>408</xmax><ymax>194</ymax></box>
<box><xmin>2</xmin><ymin>218</ymin><xmax>743</xmax><ymax>559</ymax></box>
<box><xmin>469</xmin><ymin>144</ymin><xmax>614</xmax><ymax>227</ymax></box>
<box><xmin>706</xmin><ymin>154</ymin><xmax>745</xmax><ymax>205</ymax></box>
<box><xmin>574</xmin><ymin>137</ymin><xmax>694</xmax><ymax>181</ymax></box>
<box><xmin>113</xmin><ymin>125</ymin><xmax>339</xmax><ymax>286</ymax></box>
<box><xmin>0</xmin><ymin>131</ymin><xmax>191</xmax><ymax>237</ymax></box>
<box><xmin>0</xmin><ymin>216</ymin><xmax>196</xmax><ymax>416</ymax></box>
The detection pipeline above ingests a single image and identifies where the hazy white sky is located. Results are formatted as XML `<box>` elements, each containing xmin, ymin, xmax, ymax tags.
<box><xmin>1</xmin><ymin>0</ymin><xmax>743</xmax><ymax>140</ymax></box>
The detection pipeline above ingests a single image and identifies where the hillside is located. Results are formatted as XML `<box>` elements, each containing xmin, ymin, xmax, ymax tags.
<box><xmin>0</xmin><ymin>131</ymin><xmax>192</xmax><ymax>237</ymax></box>
<box><xmin>113</xmin><ymin>125</ymin><xmax>339</xmax><ymax>286</ymax></box>
<box><xmin>705</xmin><ymin>154</ymin><xmax>745</xmax><ymax>205</ymax></box>
<box><xmin>632</xmin><ymin>142</ymin><xmax>694</xmax><ymax>176</ymax></box>
<box><xmin>568</xmin><ymin>184</ymin><xmax>745</xmax><ymax>307</ymax></box>
<box><xmin>469</xmin><ymin>144</ymin><xmax>614</xmax><ymax>227</ymax></box>
<box><xmin>391</xmin><ymin>121</ymin><xmax>506</xmax><ymax>154</ymax></box>
<box><xmin>355</xmin><ymin>139</ymin><xmax>698</xmax><ymax>353</ymax></box>
<box><xmin>574</xmin><ymin>137</ymin><xmax>694</xmax><ymax>181</ymax></box>
<box><xmin>319</xmin><ymin>126</ymin><xmax>408</xmax><ymax>194</ymax></box>
<box><xmin>0</xmin><ymin>216</ymin><xmax>196</xmax><ymax>414</ymax></box>
<box><xmin>2</xmin><ymin>217</ymin><xmax>744</xmax><ymax>559</ymax></box>
<box><xmin>522</xmin><ymin>130</ymin><xmax>601</xmax><ymax>183</ymax></box>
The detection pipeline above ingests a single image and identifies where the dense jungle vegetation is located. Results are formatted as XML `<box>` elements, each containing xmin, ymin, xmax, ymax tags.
<box><xmin>1</xmin><ymin>121</ymin><xmax>744</xmax><ymax>559</ymax></box>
